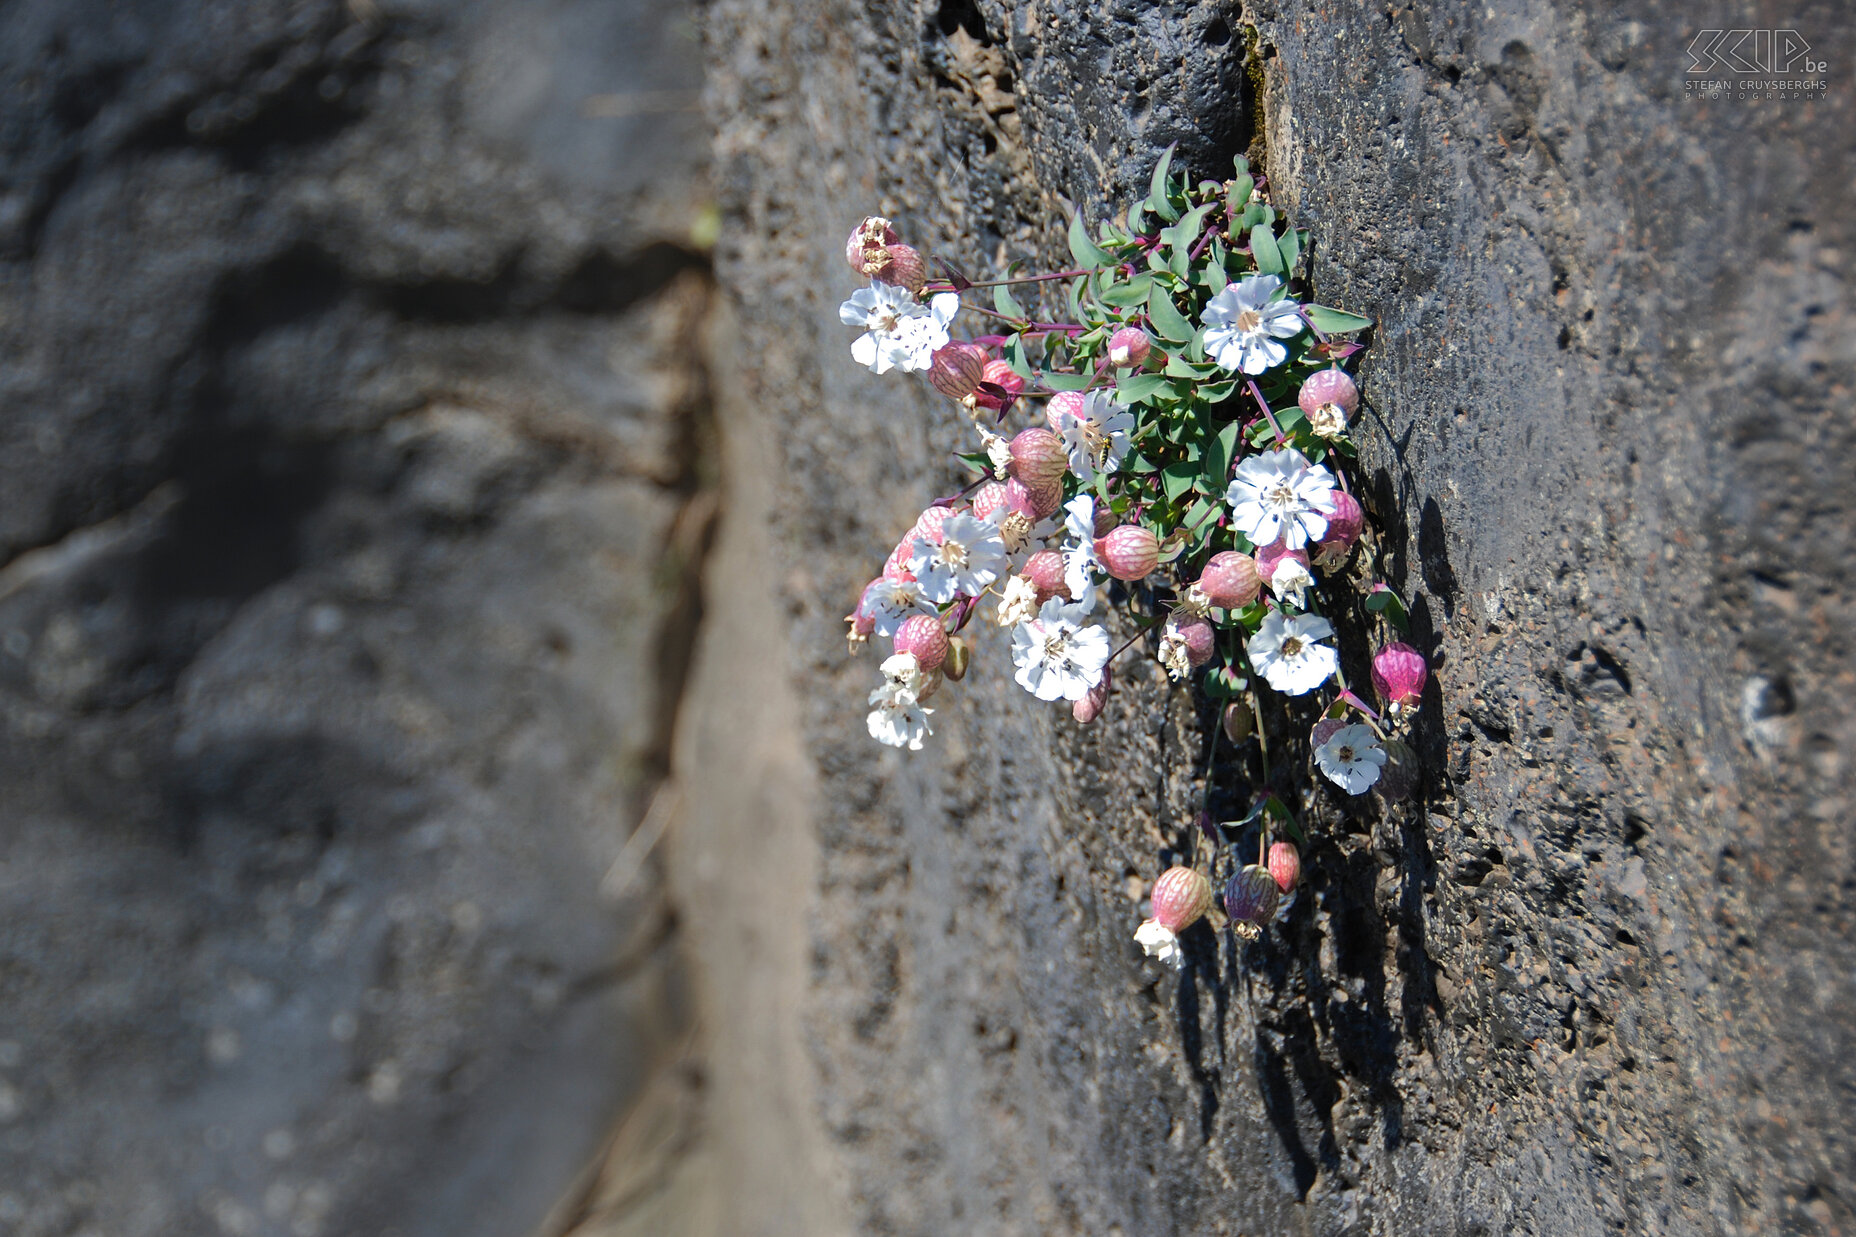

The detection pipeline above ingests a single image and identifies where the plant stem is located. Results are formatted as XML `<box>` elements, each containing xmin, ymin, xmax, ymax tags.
<box><xmin>964</xmin><ymin>269</ymin><xmax>1092</xmax><ymax>289</ymax></box>
<box><xmin>1247</xmin><ymin>379</ymin><xmax>1286</xmax><ymax>445</ymax></box>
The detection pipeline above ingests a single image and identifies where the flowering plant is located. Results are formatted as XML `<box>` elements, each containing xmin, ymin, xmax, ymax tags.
<box><xmin>841</xmin><ymin>149</ymin><xmax>1430</xmax><ymax>960</ymax></box>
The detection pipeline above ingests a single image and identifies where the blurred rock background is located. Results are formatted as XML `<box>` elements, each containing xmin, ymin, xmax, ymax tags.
<box><xmin>2</xmin><ymin>1</ymin><xmax>1853</xmax><ymax>1236</ymax></box>
<box><xmin>0</xmin><ymin>1</ymin><xmax>711</xmax><ymax>1234</ymax></box>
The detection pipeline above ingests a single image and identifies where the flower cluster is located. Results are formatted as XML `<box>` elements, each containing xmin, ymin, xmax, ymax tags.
<box><xmin>836</xmin><ymin>153</ymin><xmax>1431</xmax><ymax>964</ymax></box>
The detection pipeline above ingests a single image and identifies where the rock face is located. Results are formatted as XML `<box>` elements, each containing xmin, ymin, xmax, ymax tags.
<box><xmin>0</xmin><ymin>2</ymin><xmax>710</xmax><ymax>1234</ymax></box>
<box><xmin>694</xmin><ymin>1</ymin><xmax>1854</xmax><ymax>1234</ymax></box>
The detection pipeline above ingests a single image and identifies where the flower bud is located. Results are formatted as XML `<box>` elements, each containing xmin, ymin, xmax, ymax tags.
<box><xmin>1096</xmin><ymin>525</ymin><xmax>1159</xmax><ymax>580</ymax></box>
<box><xmin>1376</xmin><ymin>737</ymin><xmax>1419</xmax><ymax>801</ymax></box>
<box><xmin>1009</xmin><ymin>428</ymin><xmax>1068</xmax><ymax>487</ymax></box>
<box><xmin>1072</xmin><ymin>666</ymin><xmax>1111</xmax><ymax>723</ymax></box>
<box><xmin>927</xmin><ymin>342</ymin><xmax>987</xmax><ymax>401</ymax></box>
<box><xmin>1223</xmin><ymin>864</ymin><xmax>1280</xmax><ymax>939</ymax></box>
<box><xmin>1196</xmin><ymin>551</ymin><xmax>1260</xmax><ymax>609</ymax></box>
<box><xmin>1267</xmin><ymin>841</ymin><xmax>1301</xmax><ymax>893</ymax></box>
<box><xmin>1298</xmin><ymin>367</ymin><xmax>1359</xmax><ymax>439</ymax></box>
<box><xmin>850</xmin><ymin>580</ymin><xmax>882</xmax><ymax>637</ymax></box>
<box><xmin>844</xmin><ymin>216</ymin><xmax>899</xmax><ymax>273</ymax></box>
<box><xmin>1023</xmin><ymin>549</ymin><xmax>1071</xmax><ymax>601</ymax></box>
<box><xmin>1371</xmin><ymin>642</ymin><xmax>1428</xmax><ymax>712</ymax></box>
<box><xmin>893</xmin><ymin>613</ymin><xmax>948</xmax><ymax>671</ymax></box>
<box><xmin>875</xmin><ymin>243</ymin><xmax>926</xmax><ymax>293</ymax></box>
<box><xmin>1107</xmin><ymin>327</ymin><xmax>1152</xmax><ymax>368</ymax></box>
<box><xmin>1221</xmin><ymin>700</ymin><xmax>1254</xmax><ymax>743</ymax></box>
<box><xmin>942</xmin><ymin>635</ymin><xmax>971</xmax><ymax>681</ymax></box>
<box><xmin>1045</xmin><ymin>390</ymin><xmax>1086</xmax><ymax>432</ymax></box>
<box><xmin>1151</xmin><ymin>866</ymin><xmax>1213</xmax><ymax>934</ymax></box>
<box><xmin>1092</xmin><ymin>505</ymin><xmax>1119</xmax><ymax>538</ymax></box>
<box><xmin>972</xmin><ymin>359</ymin><xmax>1025</xmax><ymax>413</ymax></box>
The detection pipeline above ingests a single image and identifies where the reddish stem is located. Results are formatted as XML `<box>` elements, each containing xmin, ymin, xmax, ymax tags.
<box><xmin>1247</xmin><ymin>379</ymin><xmax>1286</xmax><ymax>445</ymax></box>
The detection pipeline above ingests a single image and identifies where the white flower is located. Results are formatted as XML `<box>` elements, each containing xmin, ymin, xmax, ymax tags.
<box><xmin>1133</xmin><ymin>919</ymin><xmax>1183</xmax><ymax>969</ymax></box>
<box><xmin>994</xmin><ymin>573</ymin><xmax>1040</xmax><ymax>627</ymax></box>
<box><xmin>1010</xmin><ymin>598</ymin><xmax>1112</xmax><ymax>702</ymax></box>
<box><xmin>1060</xmin><ymin>495</ymin><xmax>1103</xmax><ymax>604</ymax></box>
<box><xmin>1246</xmin><ymin>610</ymin><xmax>1338</xmax><ymax>695</ymax></box>
<box><xmin>1201</xmin><ymin>273</ymin><xmax>1304</xmax><ymax>374</ymax></box>
<box><xmin>1266</xmin><ymin>556</ymin><xmax>1315</xmax><ymax>609</ymax></box>
<box><xmin>838</xmin><ymin>284</ymin><xmax>959</xmax><ymax>374</ymax></box>
<box><xmin>867</xmin><ymin>658</ymin><xmax>933</xmax><ymax>749</ymax></box>
<box><xmin>864</xmin><ymin>577</ymin><xmax>940</xmax><ymax>637</ymax></box>
<box><xmin>1157</xmin><ymin>625</ymin><xmax>1194</xmax><ymax>681</ymax></box>
<box><xmin>908</xmin><ymin>513</ymin><xmax>1008</xmax><ymax>604</ymax></box>
<box><xmin>1053</xmin><ymin>390</ymin><xmax>1134</xmax><ymax>483</ymax></box>
<box><xmin>1225</xmin><ymin>448</ymin><xmax>1337</xmax><ymax>550</ymax></box>
<box><xmin>1314</xmin><ymin>722</ymin><xmax>1387</xmax><ymax>793</ymax></box>
<box><xmin>979</xmin><ymin>429</ymin><xmax>1014</xmax><ymax>479</ymax></box>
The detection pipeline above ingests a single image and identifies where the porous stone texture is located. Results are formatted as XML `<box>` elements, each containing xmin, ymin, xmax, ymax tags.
<box><xmin>0</xmin><ymin>2</ymin><xmax>711</xmax><ymax>1234</ymax></box>
<box><xmin>699</xmin><ymin>1</ymin><xmax>1854</xmax><ymax>1234</ymax></box>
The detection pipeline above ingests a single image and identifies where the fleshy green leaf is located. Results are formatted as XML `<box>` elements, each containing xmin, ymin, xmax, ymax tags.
<box><xmin>1159</xmin><ymin>202</ymin><xmax>1216</xmax><ymax>257</ymax></box>
<box><xmin>1146</xmin><ymin>284</ymin><xmax>1194</xmax><ymax>343</ymax></box>
<box><xmin>1160</xmin><ymin>460</ymin><xmax>1200</xmax><ymax>502</ymax></box>
<box><xmin>1225</xmin><ymin>174</ymin><xmax>1254</xmax><ymax>222</ymax></box>
<box><xmin>1203</xmin><ymin>420</ymin><xmax>1241</xmax><ymax>483</ymax></box>
<box><xmin>1115</xmin><ymin>373</ymin><xmax>1171</xmax><ymax>405</ymax></box>
<box><xmin>1040</xmin><ymin>372</ymin><xmax>1093</xmax><ymax>391</ymax></box>
<box><xmin>1068</xmin><ymin>214</ymin><xmax>1111</xmax><ymax>269</ymax></box>
<box><xmin>1098</xmin><ymin>273</ymin><xmax>1153</xmax><ymax>307</ymax></box>
<box><xmin>1164</xmin><ymin>354</ymin><xmax>1218</xmax><ymax>379</ymax></box>
<box><xmin>1249</xmin><ymin>224</ymin><xmax>1284</xmax><ymax>277</ymax></box>
<box><xmin>1367</xmin><ymin>583</ymin><xmax>1410</xmax><ymax>632</ymax></box>
<box><xmin>1006</xmin><ymin>335</ymin><xmax>1033</xmax><ymax>381</ymax></box>
<box><xmin>1204</xmin><ymin>666</ymin><xmax>1248</xmax><ymax>699</ymax></box>
<box><xmin>994</xmin><ymin>284</ymin><xmax>1026</xmax><ymax>320</ymax></box>
<box><xmin>1278</xmin><ymin>227</ymin><xmax>1302</xmax><ymax>275</ymax></box>
<box><xmin>1146</xmin><ymin>143</ymin><xmax>1180</xmax><ymax>223</ymax></box>
<box><xmin>1305</xmin><ymin>304</ymin><xmax>1375</xmax><ymax>334</ymax></box>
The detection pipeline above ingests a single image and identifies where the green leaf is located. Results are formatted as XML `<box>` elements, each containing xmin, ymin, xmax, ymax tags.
<box><xmin>1182</xmin><ymin>495</ymin><xmax>1219</xmax><ymax>533</ymax></box>
<box><xmin>1160</xmin><ymin>460</ymin><xmax>1200</xmax><ymax>502</ymax></box>
<box><xmin>1203</xmin><ymin>420</ymin><xmax>1241</xmax><ymax>483</ymax></box>
<box><xmin>1115</xmin><ymin>373</ymin><xmax>1171</xmax><ymax>405</ymax></box>
<box><xmin>1039</xmin><ymin>372</ymin><xmax>1093</xmax><ymax>391</ymax></box>
<box><xmin>954</xmin><ymin>451</ymin><xmax>991</xmax><ymax>476</ymax></box>
<box><xmin>1199</xmin><ymin>379</ymin><xmax>1237</xmax><ymax>404</ymax></box>
<box><xmin>1146</xmin><ymin>143</ymin><xmax>1180</xmax><ymax>223</ymax></box>
<box><xmin>1146</xmin><ymin>284</ymin><xmax>1194</xmax><ymax>343</ymax></box>
<box><xmin>1159</xmin><ymin>202</ymin><xmax>1216</xmax><ymax>257</ymax></box>
<box><xmin>1098</xmin><ymin>273</ymin><xmax>1153</xmax><ymax>307</ymax></box>
<box><xmin>1277</xmin><ymin>227</ymin><xmax>1302</xmax><ymax>275</ymax></box>
<box><xmin>1128</xmin><ymin>198</ymin><xmax>1147</xmax><ymax>236</ymax></box>
<box><xmin>994</xmin><ymin>284</ymin><xmax>1026</xmax><ymax>320</ymax></box>
<box><xmin>1164</xmin><ymin>354</ymin><xmax>1218</xmax><ymax>379</ymax></box>
<box><xmin>1006</xmin><ymin>335</ymin><xmax>1033</xmax><ymax>381</ymax></box>
<box><xmin>1240</xmin><ymin>201</ymin><xmax>1268</xmax><ymax>231</ymax></box>
<box><xmin>1305</xmin><ymin>304</ymin><xmax>1375</xmax><ymax>334</ymax></box>
<box><xmin>1366</xmin><ymin>583</ymin><xmax>1410</xmax><ymax>632</ymax></box>
<box><xmin>1068</xmin><ymin>214</ymin><xmax>1111</xmax><ymax>269</ymax></box>
<box><xmin>1204</xmin><ymin>666</ymin><xmax>1248</xmax><ymax>699</ymax></box>
<box><xmin>1249</xmin><ymin>224</ymin><xmax>1284</xmax><ymax>276</ymax></box>
<box><xmin>1225</xmin><ymin>174</ymin><xmax>1254</xmax><ymax>222</ymax></box>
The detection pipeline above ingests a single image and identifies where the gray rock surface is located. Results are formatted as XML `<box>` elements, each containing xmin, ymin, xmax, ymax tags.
<box><xmin>0</xmin><ymin>1</ymin><xmax>710</xmax><ymax>1234</ymax></box>
<box><xmin>693</xmin><ymin>0</ymin><xmax>1855</xmax><ymax>1233</ymax></box>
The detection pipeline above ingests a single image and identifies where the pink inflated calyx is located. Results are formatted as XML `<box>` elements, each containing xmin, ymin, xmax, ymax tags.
<box><xmin>1108</xmin><ymin>327</ymin><xmax>1152</xmax><ymax>368</ymax></box>
<box><xmin>882</xmin><ymin>536</ymin><xmax>917</xmax><ymax>580</ymax></box>
<box><xmin>1371</xmin><ymin>642</ymin><xmax>1428</xmax><ymax>711</ymax></box>
<box><xmin>876</xmin><ymin>243</ymin><xmax>927</xmax><ymax>294</ymax></box>
<box><xmin>1072</xmin><ymin>666</ymin><xmax>1111</xmax><ymax>723</ymax></box>
<box><xmin>1196</xmin><ymin>551</ymin><xmax>1260</xmax><ymax>609</ymax></box>
<box><xmin>844</xmin><ymin>216</ymin><xmax>899</xmax><ymax>273</ymax></box>
<box><xmin>969</xmin><ymin>481</ymin><xmax>1010</xmax><ymax>523</ymax></box>
<box><xmin>973</xmin><ymin>359</ymin><xmax>1025</xmax><ymax>412</ymax></box>
<box><xmin>1151</xmin><ymin>866</ymin><xmax>1213</xmax><ymax>934</ymax></box>
<box><xmin>893</xmin><ymin>614</ymin><xmax>949</xmax><ymax>672</ymax></box>
<box><xmin>912</xmin><ymin>504</ymin><xmax>960</xmax><ymax>546</ymax></box>
<box><xmin>1045</xmin><ymin>389</ymin><xmax>1086</xmax><ymax>432</ymax></box>
<box><xmin>1314</xmin><ymin>490</ymin><xmax>1364</xmax><ymax>561</ymax></box>
<box><xmin>1009</xmin><ymin>428</ymin><xmax>1068</xmax><ymax>487</ymax></box>
<box><xmin>1224</xmin><ymin>865</ymin><xmax>1280</xmax><ymax>938</ymax></box>
<box><xmin>1255</xmin><ymin>538</ymin><xmax>1310</xmax><ymax>586</ymax></box>
<box><xmin>851</xmin><ymin>579</ymin><xmax>882</xmax><ymax>636</ymax></box>
<box><xmin>1298</xmin><ymin>367</ymin><xmax>1359</xmax><ymax>419</ymax></box>
<box><xmin>1096</xmin><ymin>525</ymin><xmax>1158</xmax><ymax>581</ymax></box>
<box><xmin>1023</xmin><ymin>549</ymin><xmax>1071</xmax><ymax>601</ymax></box>
<box><xmin>1311</xmin><ymin>716</ymin><xmax>1347</xmax><ymax>750</ymax></box>
<box><xmin>927</xmin><ymin>342</ymin><xmax>987</xmax><ymax>401</ymax></box>
<box><xmin>1170</xmin><ymin>616</ymin><xmax>1216</xmax><ymax>667</ymax></box>
<box><xmin>1267</xmin><ymin>842</ymin><xmax>1301</xmax><ymax>893</ymax></box>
